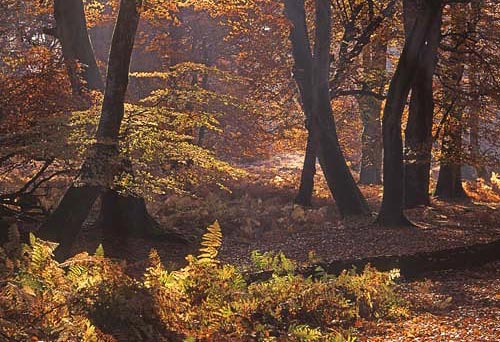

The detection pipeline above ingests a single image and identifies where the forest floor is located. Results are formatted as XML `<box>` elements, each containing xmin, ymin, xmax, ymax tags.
<box><xmin>145</xmin><ymin>152</ymin><xmax>499</xmax><ymax>342</ymax></box>
<box><xmin>357</xmin><ymin>260</ymin><xmax>500</xmax><ymax>341</ymax></box>
<box><xmin>73</xmin><ymin>152</ymin><xmax>500</xmax><ymax>268</ymax></box>
<box><xmin>8</xmin><ymin>152</ymin><xmax>500</xmax><ymax>341</ymax></box>
<box><xmin>217</xmin><ymin>152</ymin><xmax>500</xmax><ymax>266</ymax></box>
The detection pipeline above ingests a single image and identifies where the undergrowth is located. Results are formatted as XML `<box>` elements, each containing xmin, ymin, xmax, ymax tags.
<box><xmin>0</xmin><ymin>222</ymin><xmax>408</xmax><ymax>341</ymax></box>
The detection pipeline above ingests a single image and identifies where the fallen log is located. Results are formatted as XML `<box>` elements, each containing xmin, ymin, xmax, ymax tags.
<box><xmin>247</xmin><ymin>239</ymin><xmax>500</xmax><ymax>282</ymax></box>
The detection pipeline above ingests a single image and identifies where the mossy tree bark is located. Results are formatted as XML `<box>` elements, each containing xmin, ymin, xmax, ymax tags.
<box><xmin>358</xmin><ymin>38</ymin><xmax>386</xmax><ymax>185</ymax></box>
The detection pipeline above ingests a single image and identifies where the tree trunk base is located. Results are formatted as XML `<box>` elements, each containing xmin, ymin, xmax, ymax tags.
<box><xmin>375</xmin><ymin>212</ymin><xmax>416</xmax><ymax>227</ymax></box>
<box><xmin>98</xmin><ymin>190</ymin><xmax>187</xmax><ymax>258</ymax></box>
<box><xmin>405</xmin><ymin>164</ymin><xmax>431</xmax><ymax>208</ymax></box>
<box><xmin>359</xmin><ymin>166</ymin><xmax>382</xmax><ymax>185</ymax></box>
<box><xmin>38</xmin><ymin>185</ymin><xmax>101</xmax><ymax>260</ymax></box>
<box><xmin>295</xmin><ymin>130</ymin><xmax>317</xmax><ymax>208</ymax></box>
<box><xmin>435</xmin><ymin>164</ymin><xmax>468</xmax><ymax>200</ymax></box>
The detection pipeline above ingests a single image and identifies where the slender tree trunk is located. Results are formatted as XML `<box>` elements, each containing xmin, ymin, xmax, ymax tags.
<box><xmin>358</xmin><ymin>39</ymin><xmax>386</xmax><ymax>185</ymax></box>
<box><xmin>283</xmin><ymin>0</ymin><xmax>317</xmax><ymax>207</ymax></box>
<box><xmin>435</xmin><ymin>3</ymin><xmax>468</xmax><ymax>200</ymax></box>
<box><xmin>467</xmin><ymin>1</ymin><xmax>488</xmax><ymax>180</ymax></box>
<box><xmin>435</xmin><ymin>111</ymin><xmax>467</xmax><ymax>199</ymax></box>
<box><xmin>197</xmin><ymin>40</ymin><xmax>211</xmax><ymax>147</ymax></box>
<box><xmin>377</xmin><ymin>0</ymin><xmax>441</xmax><ymax>226</ymax></box>
<box><xmin>404</xmin><ymin>0</ymin><xmax>442</xmax><ymax>208</ymax></box>
<box><xmin>53</xmin><ymin>0</ymin><xmax>104</xmax><ymax>92</ymax></box>
<box><xmin>312</xmin><ymin>0</ymin><xmax>369</xmax><ymax>217</ymax></box>
<box><xmin>295</xmin><ymin>128</ymin><xmax>318</xmax><ymax>206</ymax></box>
<box><xmin>285</xmin><ymin>0</ymin><xmax>369</xmax><ymax>216</ymax></box>
<box><xmin>468</xmin><ymin>82</ymin><xmax>488</xmax><ymax>180</ymax></box>
<box><xmin>39</xmin><ymin>0</ymin><xmax>142</xmax><ymax>259</ymax></box>
<box><xmin>468</xmin><ymin>62</ymin><xmax>488</xmax><ymax>180</ymax></box>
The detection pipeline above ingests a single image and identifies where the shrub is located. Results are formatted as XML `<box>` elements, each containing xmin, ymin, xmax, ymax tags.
<box><xmin>0</xmin><ymin>222</ymin><xmax>407</xmax><ymax>341</ymax></box>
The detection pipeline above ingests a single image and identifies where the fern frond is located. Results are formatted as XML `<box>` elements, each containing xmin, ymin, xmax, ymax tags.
<box><xmin>197</xmin><ymin>221</ymin><xmax>222</xmax><ymax>264</ymax></box>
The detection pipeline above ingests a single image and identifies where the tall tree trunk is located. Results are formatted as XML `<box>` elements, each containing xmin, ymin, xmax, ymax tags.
<box><xmin>39</xmin><ymin>0</ymin><xmax>142</xmax><ymax>259</ymax></box>
<box><xmin>467</xmin><ymin>0</ymin><xmax>487</xmax><ymax>181</ymax></box>
<box><xmin>53</xmin><ymin>0</ymin><xmax>104</xmax><ymax>92</ymax></box>
<box><xmin>404</xmin><ymin>0</ymin><xmax>442</xmax><ymax>208</ymax></box>
<box><xmin>358</xmin><ymin>39</ymin><xmax>386</xmax><ymax>185</ymax></box>
<box><xmin>377</xmin><ymin>0</ymin><xmax>441</xmax><ymax>226</ymax></box>
<box><xmin>284</xmin><ymin>0</ymin><xmax>317</xmax><ymax>207</ymax></box>
<box><xmin>435</xmin><ymin>3</ymin><xmax>468</xmax><ymax>200</ymax></box>
<box><xmin>285</xmin><ymin>0</ymin><xmax>369</xmax><ymax>216</ymax></box>
<box><xmin>295</xmin><ymin>129</ymin><xmax>318</xmax><ymax>206</ymax></box>
<box><xmin>312</xmin><ymin>0</ymin><xmax>369</xmax><ymax>217</ymax></box>
<box><xmin>468</xmin><ymin>70</ymin><xmax>488</xmax><ymax>180</ymax></box>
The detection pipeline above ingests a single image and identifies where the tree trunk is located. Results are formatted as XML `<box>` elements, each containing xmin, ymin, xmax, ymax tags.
<box><xmin>435</xmin><ymin>3</ymin><xmax>468</xmax><ymax>200</ymax></box>
<box><xmin>404</xmin><ymin>0</ymin><xmax>442</xmax><ymax>208</ymax></box>
<box><xmin>285</xmin><ymin>0</ymin><xmax>369</xmax><ymax>216</ymax></box>
<box><xmin>98</xmin><ymin>190</ymin><xmax>153</xmax><ymax>258</ymax></box>
<box><xmin>468</xmin><ymin>80</ymin><xmax>488</xmax><ymax>180</ymax></box>
<box><xmin>358</xmin><ymin>39</ymin><xmax>386</xmax><ymax>185</ymax></box>
<box><xmin>377</xmin><ymin>0</ymin><xmax>441</xmax><ymax>226</ymax></box>
<box><xmin>312</xmin><ymin>0</ymin><xmax>369</xmax><ymax>217</ymax></box>
<box><xmin>54</xmin><ymin>0</ymin><xmax>104</xmax><ymax>92</ymax></box>
<box><xmin>39</xmin><ymin>0</ymin><xmax>142</xmax><ymax>259</ymax></box>
<box><xmin>295</xmin><ymin>129</ymin><xmax>318</xmax><ymax>206</ymax></box>
<box><xmin>283</xmin><ymin>0</ymin><xmax>317</xmax><ymax>207</ymax></box>
<box><xmin>467</xmin><ymin>1</ymin><xmax>488</xmax><ymax>181</ymax></box>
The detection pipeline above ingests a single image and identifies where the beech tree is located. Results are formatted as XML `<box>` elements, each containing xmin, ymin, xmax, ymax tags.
<box><xmin>285</xmin><ymin>0</ymin><xmax>369</xmax><ymax>216</ymax></box>
<box><xmin>39</xmin><ymin>0</ymin><xmax>142</xmax><ymax>259</ymax></box>
<box><xmin>403</xmin><ymin>0</ymin><xmax>443</xmax><ymax>207</ymax></box>
<box><xmin>357</xmin><ymin>33</ymin><xmax>387</xmax><ymax>185</ymax></box>
<box><xmin>45</xmin><ymin>0</ymin><xmax>104</xmax><ymax>93</ymax></box>
<box><xmin>434</xmin><ymin>2</ymin><xmax>469</xmax><ymax>199</ymax></box>
<box><xmin>377</xmin><ymin>0</ymin><xmax>442</xmax><ymax>226</ymax></box>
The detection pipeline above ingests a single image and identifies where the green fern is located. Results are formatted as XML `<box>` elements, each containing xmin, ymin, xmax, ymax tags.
<box><xmin>250</xmin><ymin>250</ymin><xmax>296</xmax><ymax>275</ymax></box>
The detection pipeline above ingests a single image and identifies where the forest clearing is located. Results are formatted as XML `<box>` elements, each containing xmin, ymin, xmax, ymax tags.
<box><xmin>1</xmin><ymin>0</ymin><xmax>499</xmax><ymax>341</ymax></box>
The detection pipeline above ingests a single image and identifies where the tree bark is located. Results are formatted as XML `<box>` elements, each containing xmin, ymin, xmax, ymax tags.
<box><xmin>312</xmin><ymin>0</ymin><xmax>369</xmax><ymax>217</ymax></box>
<box><xmin>467</xmin><ymin>1</ymin><xmax>488</xmax><ymax>181</ymax></box>
<box><xmin>435</xmin><ymin>3</ymin><xmax>468</xmax><ymax>200</ymax></box>
<box><xmin>468</xmin><ymin>70</ymin><xmax>488</xmax><ymax>180</ymax></box>
<box><xmin>358</xmin><ymin>38</ymin><xmax>386</xmax><ymax>185</ymax></box>
<box><xmin>285</xmin><ymin>0</ymin><xmax>369</xmax><ymax>216</ymax></box>
<box><xmin>54</xmin><ymin>0</ymin><xmax>104</xmax><ymax>92</ymax></box>
<box><xmin>283</xmin><ymin>0</ymin><xmax>317</xmax><ymax>207</ymax></box>
<box><xmin>295</xmin><ymin>128</ymin><xmax>318</xmax><ymax>206</ymax></box>
<box><xmin>98</xmin><ymin>190</ymin><xmax>154</xmax><ymax>258</ymax></box>
<box><xmin>377</xmin><ymin>0</ymin><xmax>441</xmax><ymax>226</ymax></box>
<box><xmin>39</xmin><ymin>0</ymin><xmax>142</xmax><ymax>259</ymax></box>
<box><xmin>404</xmin><ymin>0</ymin><xmax>443</xmax><ymax>208</ymax></box>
